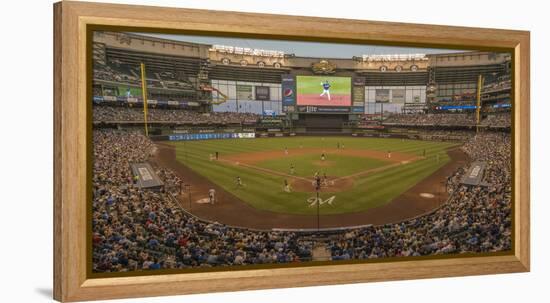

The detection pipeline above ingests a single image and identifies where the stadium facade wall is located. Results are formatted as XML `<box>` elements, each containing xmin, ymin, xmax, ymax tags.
<box><xmin>211</xmin><ymin>79</ymin><xmax>283</xmax><ymax>114</ymax></box>
<box><xmin>365</xmin><ymin>85</ymin><xmax>427</xmax><ymax>114</ymax></box>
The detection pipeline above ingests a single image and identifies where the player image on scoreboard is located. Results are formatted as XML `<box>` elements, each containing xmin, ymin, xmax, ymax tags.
<box><xmin>296</xmin><ymin>75</ymin><xmax>352</xmax><ymax>106</ymax></box>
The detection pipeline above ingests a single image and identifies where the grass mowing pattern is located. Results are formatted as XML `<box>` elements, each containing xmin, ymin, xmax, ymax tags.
<box><xmin>172</xmin><ymin>137</ymin><xmax>458</xmax><ymax>215</ymax></box>
<box><xmin>258</xmin><ymin>153</ymin><xmax>390</xmax><ymax>178</ymax></box>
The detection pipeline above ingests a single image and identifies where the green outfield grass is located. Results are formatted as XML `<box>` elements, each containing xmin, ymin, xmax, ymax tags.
<box><xmin>296</xmin><ymin>76</ymin><xmax>351</xmax><ymax>95</ymax></box>
<box><xmin>258</xmin><ymin>153</ymin><xmax>389</xmax><ymax>178</ymax></box>
<box><xmin>171</xmin><ymin>137</ymin><xmax>459</xmax><ymax>215</ymax></box>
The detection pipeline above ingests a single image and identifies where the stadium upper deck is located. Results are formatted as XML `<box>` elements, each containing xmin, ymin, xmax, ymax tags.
<box><xmin>92</xmin><ymin>31</ymin><xmax>511</xmax><ymax>116</ymax></box>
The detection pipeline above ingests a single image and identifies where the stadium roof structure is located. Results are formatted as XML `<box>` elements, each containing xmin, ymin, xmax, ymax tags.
<box><xmin>141</xmin><ymin>32</ymin><xmax>461</xmax><ymax>59</ymax></box>
<box><xmin>93</xmin><ymin>31</ymin><xmax>512</xmax><ymax>88</ymax></box>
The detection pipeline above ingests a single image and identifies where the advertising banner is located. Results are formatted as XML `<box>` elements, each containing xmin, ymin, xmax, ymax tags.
<box><xmin>236</xmin><ymin>85</ymin><xmax>254</xmax><ymax>100</ymax></box>
<box><xmin>392</xmin><ymin>89</ymin><xmax>405</xmax><ymax>103</ymax></box>
<box><xmin>102</xmin><ymin>95</ymin><xmax>118</xmax><ymax>102</ymax></box>
<box><xmin>169</xmin><ymin>132</ymin><xmax>256</xmax><ymax>141</ymax></box>
<box><xmin>436</xmin><ymin>105</ymin><xmax>478</xmax><ymax>110</ymax></box>
<box><xmin>375</xmin><ymin>89</ymin><xmax>390</xmax><ymax>103</ymax></box>
<box><xmin>353</xmin><ymin>77</ymin><xmax>366</xmax><ymax>86</ymax></box>
<box><xmin>263</xmin><ymin>109</ymin><xmax>276</xmax><ymax>116</ymax></box>
<box><xmin>281</xmin><ymin>74</ymin><xmax>296</xmax><ymax>109</ymax></box>
<box><xmin>298</xmin><ymin>106</ymin><xmax>350</xmax><ymax>113</ymax></box>
<box><xmin>255</xmin><ymin>86</ymin><xmax>270</xmax><ymax>101</ymax></box>
<box><xmin>353</xmin><ymin>86</ymin><xmax>365</xmax><ymax>105</ymax></box>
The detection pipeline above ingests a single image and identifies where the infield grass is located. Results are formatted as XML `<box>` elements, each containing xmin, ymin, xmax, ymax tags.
<box><xmin>258</xmin><ymin>153</ymin><xmax>389</xmax><ymax>178</ymax></box>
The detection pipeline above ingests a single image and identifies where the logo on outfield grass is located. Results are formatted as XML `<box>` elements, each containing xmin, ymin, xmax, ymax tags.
<box><xmin>308</xmin><ymin>195</ymin><xmax>336</xmax><ymax>207</ymax></box>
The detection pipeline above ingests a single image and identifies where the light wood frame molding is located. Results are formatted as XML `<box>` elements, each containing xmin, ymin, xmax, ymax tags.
<box><xmin>53</xmin><ymin>1</ymin><xmax>530</xmax><ymax>301</ymax></box>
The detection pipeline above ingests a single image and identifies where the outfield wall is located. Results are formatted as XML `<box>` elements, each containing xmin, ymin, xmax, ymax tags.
<box><xmin>150</xmin><ymin>131</ymin><xmax>467</xmax><ymax>142</ymax></box>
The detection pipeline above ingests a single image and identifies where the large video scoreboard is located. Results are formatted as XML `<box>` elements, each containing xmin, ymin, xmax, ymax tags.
<box><xmin>282</xmin><ymin>75</ymin><xmax>365</xmax><ymax>114</ymax></box>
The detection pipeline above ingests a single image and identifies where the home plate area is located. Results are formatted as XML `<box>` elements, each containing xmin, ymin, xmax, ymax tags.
<box><xmin>196</xmin><ymin>198</ymin><xmax>212</xmax><ymax>204</ymax></box>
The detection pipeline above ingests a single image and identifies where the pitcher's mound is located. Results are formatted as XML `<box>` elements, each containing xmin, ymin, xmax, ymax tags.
<box><xmin>291</xmin><ymin>176</ymin><xmax>354</xmax><ymax>193</ymax></box>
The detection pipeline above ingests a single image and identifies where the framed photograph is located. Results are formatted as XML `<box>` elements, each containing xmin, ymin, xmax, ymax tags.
<box><xmin>54</xmin><ymin>1</ymin><xmax>530</xmax><ymax>301</ymax></box>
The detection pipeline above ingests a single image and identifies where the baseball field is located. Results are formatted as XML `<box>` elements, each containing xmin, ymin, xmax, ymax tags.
<box><xmin>168</xmin><ymin>137</ymin><xmax>459</xmax><ymax>216</ymax></box>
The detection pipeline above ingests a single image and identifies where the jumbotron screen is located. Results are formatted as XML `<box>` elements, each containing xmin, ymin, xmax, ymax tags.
<box><xmin>296</xmin><ymin>76</ymin><xmax>352</xmax><ymax>106</ymax></box>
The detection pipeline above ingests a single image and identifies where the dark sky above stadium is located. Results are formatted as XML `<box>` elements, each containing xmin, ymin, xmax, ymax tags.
<box><xmin>138</xmin><ymin>33</ymin><xmax>468</xmax><ymax>59</ymax></box>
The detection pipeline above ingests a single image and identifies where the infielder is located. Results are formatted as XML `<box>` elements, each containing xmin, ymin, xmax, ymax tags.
<box><xmin>236</xmin><ymin>176</ymin><xmax>244</xmax><ymax>188</ymax></box>
<box><xmin>283</xmin><ymin>179</ymin><xmax>291</xmax><ymax>192</ymax></box>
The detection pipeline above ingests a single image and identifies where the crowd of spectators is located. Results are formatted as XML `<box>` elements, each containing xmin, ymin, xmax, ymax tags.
<box><xmin>92</xmin><ymin>128</ymin><xmax>510</xmax><ymax>272</ymax></box>
<box><xmin>482</xmin><ymin>75</ymin><xmax>511</xmax><ymax>93</ymax></box>
<box><xmin>480</xmin><ymin>113</ymin><xmax>511</xmax><ymax>128</ymax></box>
<box><xmin>93</xmin><ymin>106</ymin><xmax>260</xmax><ymax>124</ymax></box>
<box><xmin>92</xmin><ymin>130</ymin><xmax>311</xmax><ymax>272</ymax></box>
<box><xmin>417</xmin><ymin>130</ymin><xmax>474</xmax><ymax>141</ymax></box>
<box><xmin>384</xmin><ymin>113</ymin><xmax>511</xmax><ymax>127</ymax></box>
<box><xmin>383</xmin><ymin>113</ymin><xmax>477</xmax><ymax>126</ymax></box>
<box><xmin>94</xmin><ymin>64</ymin><xmax>139</xmax><ymax>85</ymax></box>
<box><xmin>327</xmin><ymin>131</ymin><xmax>511</xmax><ymax>259</ymax></box>
<box><xmin>153</xmin><ymin>70</ymin><xmax>195</xmax><ymax>90</ymax></box>
<box><xmin>94</xmin><ymin>64</ymin><xmax>194</xmax><ymax>91</ymax></box>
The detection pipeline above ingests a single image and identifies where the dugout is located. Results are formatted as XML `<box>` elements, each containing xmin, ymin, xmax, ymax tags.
<box><xmin>130</xmin><ymin>162</ymin><xmax>164</xmax><ymax>190</ymax></box>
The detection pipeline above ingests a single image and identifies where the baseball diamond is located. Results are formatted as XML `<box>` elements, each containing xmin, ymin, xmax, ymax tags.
<box><xmin>170</xmin><ymin>137</ymin><xmax>455</xmax><ymax>214</ymax></box>
<box><xmin>149</xmin><ymin>137</ymin><xmax>467</xmax><ymax>229</ymax></box>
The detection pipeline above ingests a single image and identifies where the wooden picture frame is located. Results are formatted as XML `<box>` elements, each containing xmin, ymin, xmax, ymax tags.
<box><xmin>53</xmin><ymin>1</ymin><xmax>530</xmax><ymax>301</ymax></box>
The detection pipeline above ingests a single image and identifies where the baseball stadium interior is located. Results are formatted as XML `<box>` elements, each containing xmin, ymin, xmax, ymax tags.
<box><xmin>92</xmin><ymin>31</ymin><xmax>512</xmax><ymax>273</ymax></box>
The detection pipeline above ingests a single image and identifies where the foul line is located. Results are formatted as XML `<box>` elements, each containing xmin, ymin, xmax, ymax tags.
<box><xmin>332</xmin><ymin>156</ymin><xmax>422</xmax><ymax>182</ymax></box>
